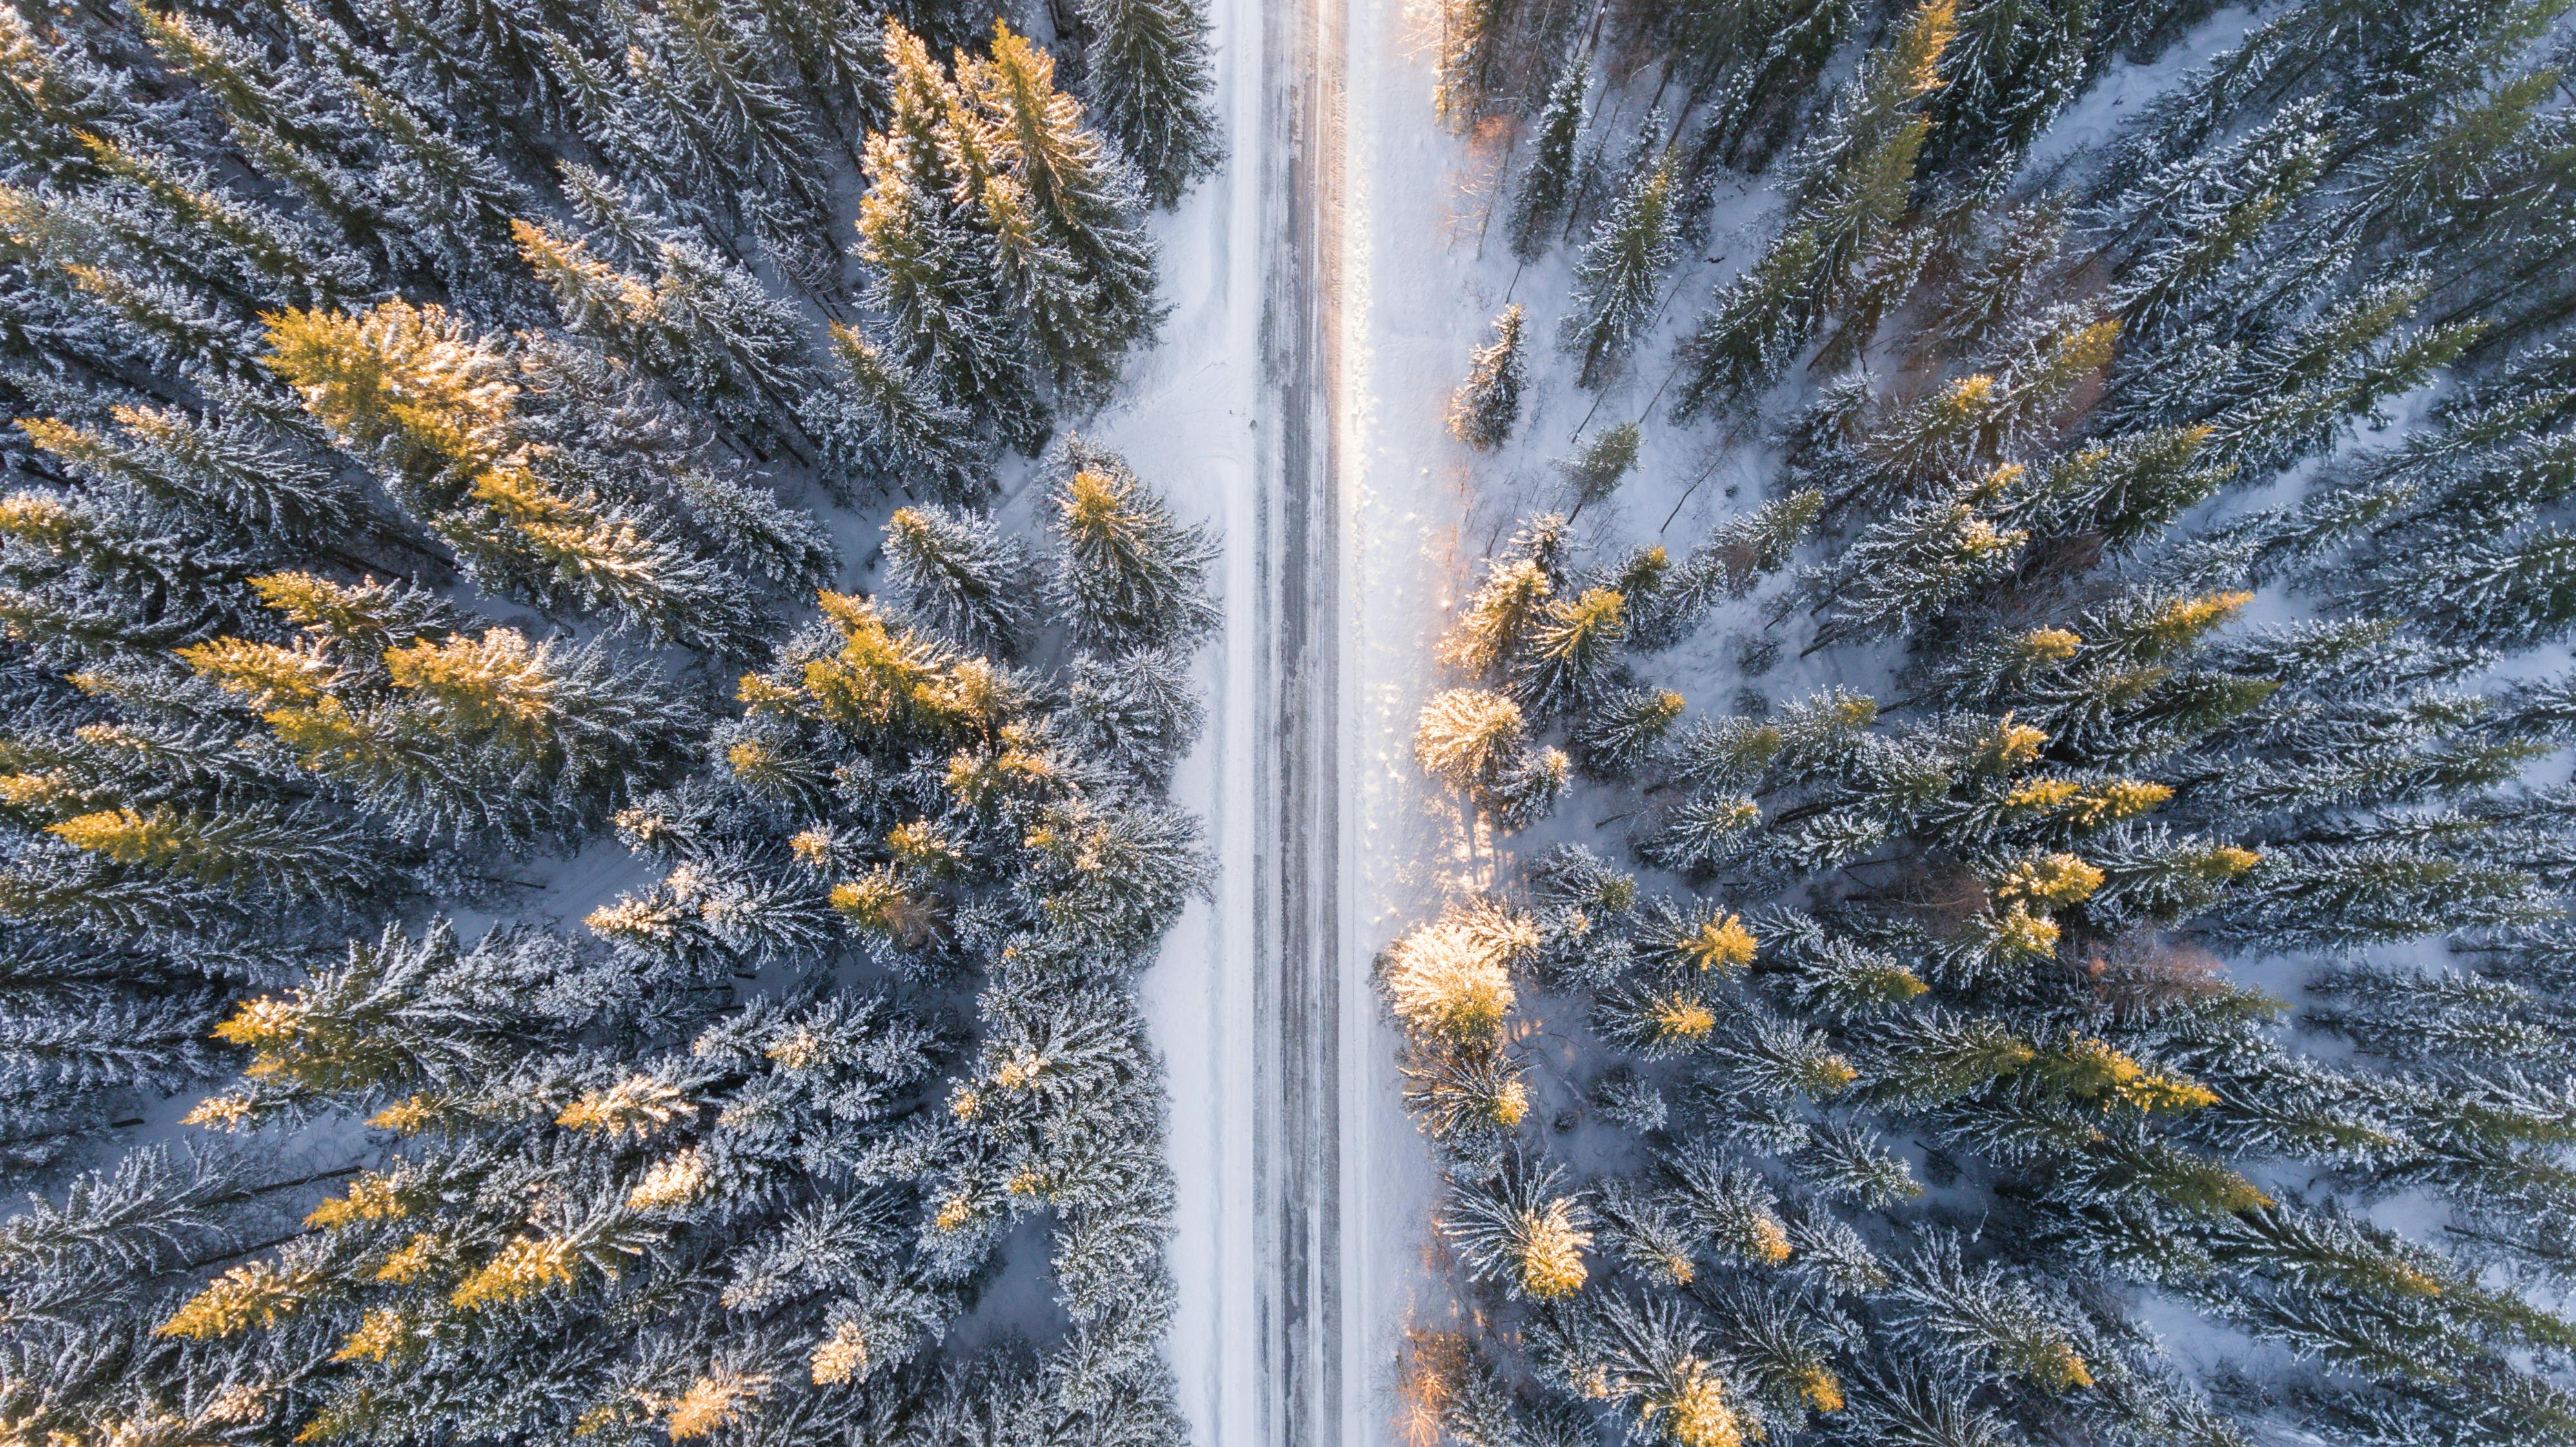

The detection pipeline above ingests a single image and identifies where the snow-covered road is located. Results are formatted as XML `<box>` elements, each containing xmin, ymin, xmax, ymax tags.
<box><xmin>1105</xmin><ymin>0</ymin><xmax>1466</xmax><ymax>1440</ymax></box>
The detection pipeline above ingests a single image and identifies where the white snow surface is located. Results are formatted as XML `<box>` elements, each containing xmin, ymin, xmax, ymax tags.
<box><xmin>1083</xmin><ymin>0</ymin><xmax>1265</xmax><ymax>1437</ymax></box>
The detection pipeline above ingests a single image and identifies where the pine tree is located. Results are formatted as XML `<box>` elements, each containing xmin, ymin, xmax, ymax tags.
<box><xmin>1693</xmin><ymin>0</ymin><xmax>1862</xmax><ymax>174</ymax></box>
<box><xmin>882</xmin><ymin>503</ymin><xmax>1038</xmax><ymax>656</ymax></box>
<box><xmin>746</xmin><ymin>0</ymin><xmax>886</xmax><ymax>152</ymax></box>
<box><xmin>554</xmin><ymin>159</ymin><xmax>685</xmax><ymax>269</ymax></box>
<box><xmin>980</xmin><ymin>168</ymin><xmax>1106</xmax><ymax>401</ymax></box>
<box><xmin>1513</xmin><ymin>587</ymin><xmax>1629</xmax><ymax>720</ymax></box>
<box><xmin>2206</xmin><ymin>840</ymin><xmax>2549</xmax><ymax>951</ymax></box>
<box><xmin>254</xmin><ymin>296</ymin><xmax>518</xmax><ymax>514</ymax></box>
<box><xmin>812</xmin><ymin>321</ymin><xmax>993</xmax><ymax>504</ymax></box>
<box><xmin>1674</xmin><ymin>3</ymin><xmax>1953</xmax><ymax>417</ymax></box>
<box><xmin>2025</xmin><ymin>423</ymin><xmax>2232</xmax><ymax>549</ymax></box>
<box><xmin>1430</xmin><ymin>0</ymin><xmax>1516</xmax><ymax>131</ymax></box>
<box><xmin>0</xmin><ymin>481</ymin><xmax>266</xmax><ymax>656</ymax></box>
<box><xmin>1074</xmin><ymin>0</ymin><xmax>1219</xmax><ymax>207</ymax></box>
<box><xmin>1440</xmin><ymin>515</ymin><xmax>1567</xmax><ymax>679</ymax></box>
<box><xmin>0</xmin><ymin>11</ymin><xmax>154</xmax><ymax>185</ymax></box>
<box><xmin>964</xmin><ymin>23</ymin><xmax>1162</xmax><ymax>386</ymax></box>
<box><xmin>1587</xmin><ymin>1290</ymin><xmax>1751</xmax><ymax>1447</ymax></box>
<box><xmin>1065</xmin><ymin>645</ymin><xmax>1204</xmax><ymax>788</ymax></box>
<box><xmin>1804</xmin><ymin>465</ymin><xmax>2029</xmax><ymax>650</ymax></box>
<box><xmin>1416</xmin><ymin>688</ymin><xmax>1528</xmax><ymax>796</ymax></box>
<box><xmin>1564</xmin><ymin>152</ymin><xmax>1678</xmax><ymax>389</ymax></box>
<box><xmin>856</xmin><ymin>25</ymin><xmax>1041</xmax><ymax>444</ymax></box>
<box><xmin>1633</xmin><ymin>490</ymin><xmax>1823</xmax><ymax>649</ymax></box>
<box><xmin>129</xmin><ymin>7</ymin><xmax>385</xmax><ymax>258</ymax></box>
<box><xmin>672</xmin><ymin>465</ymin><xmax>836</xmax><ymax>588</ymax></box>
<box><xmin>512</xmin><ymin>219</ymin><xmax>816</xmax><ymax>439</ymax></box>
<box><xmin>1380</xmin><ymin>903</ymin><xmax>1531</xmax><ymax>1042</ymax></box>
<box><xmin>1929</xmin><ymin>0</ymin><xmax>2097</xmax><ymax>169</ymax></box>
<box><xmin>1880</xmin><ymin>1235</ymin><xmax>2094</xmax><ymax>1391</ymax></box>
<box><xmin>70</xmin><ymin>130</ymin><xmax>370</xmax><ymax>310</ymax></box>
<box><xmin>1047</xmin><ymin>441</ymin><xmax>1218</xmax><ymax>654</ymax></box>
<box><xmin>44</xmin><ymin>799</ymin><xmax>377</xmax><ymax>903</ymax></box>
<box><xmin>1508</xmin><ymin>55</ymin><xmax>1589</xmax><ymax>263</ymax></box>
<box><xmin>261</xmin><ymin>299</ymin><xmax>769</xmax><ymax>649</ymax></box>
<box><xmin>19</xmin><ymin>390</ymin><xmax>368</xmax><ymax>549</ymax></box>
<box><xmin>185</xmin><ymin>578</ymin><xmax>696</xmax><ymax>846</ymax></box>
<box><xmin>1573</xmin><ymin>687</ymin><xmax>1685</xmax><ymax>782</ymax></box>
<box><xmin>2372</xmin><ymin>526</ymin><xmax>2576</xmax><ymax>654</ymax></box>
<box><xmin>1444</xmin><ymin>1152</ymin><xmax>1592</xmax><ymax>1301</ymax></box>
<box><xmin>1561</xmin><ymin>423</ymin><xmax>1642</xmax><ymax>514</ymax></box>
<box><xmin>1929</xmin><ymin>197</ymin><xmax>2068</xmax><ymax>354</ymax></box>
<box><xmin>1448</xmin><ymin>304</ymin><xmax>1527</xmax><ymax>450</ymax></box>
<box><xmin>2097</xmin><ymin>98</ymin><xmax>2332</xmax><ymax>335</ymax></box>
<box><xmin>1671</xmin><ymin>229</ymin><xmax>1826</xmax><ymax>418</ymax></box>
<box><xmin>348</xmin><ymin>83</ymin><xmax>542</xmax><ymax>316</ymax></box>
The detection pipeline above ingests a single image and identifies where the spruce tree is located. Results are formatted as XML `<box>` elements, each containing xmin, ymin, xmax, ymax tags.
<box><xmin>19</xmin><ymin>392</ymin><xmax>368</xmax><ymax>551</ymax></box>
<box><xmin>1674</xmin><ymin>1</ymin><xmax>1954</xmax><ymax>416</ymax></box>
<box><xmin>2096</xmin><ymin>98</ymin><xmax>2332</xmax><ymax>335</ymax></box>
<box><xmin>1448</xmin><ymin>304</ymin><xmax>1527</xmax><ymax>450</ymax></box>
<box><xmin>964</xmin><ymin>23</ymin><xmax>1162</xmax><ymax>389</ymax></box>
<box><xmin>1572</xmin><ymin>687</ymin><xmax>1685</xmax><ymax>782</ymax></box>
<box><xmin>261</xmin><ymin>299</ymin><xmax>770</xmax><ymax>650</ymax></box>
<box><xmin>1804</xmin><ymin>465</ymin><xmax>2029</xmax><ymax>650</ymax></box>
<box><xmin>1928</xmin><ymin>0</ymin><xmax>2097</xmax><ymax>169</ymax></box>
<box><xmin>1561</xmin><ymin>423</ymin><xmax>1642</xmax><ymax>514</ymax></box>
<box><xmin>1047</xmin><ymin>440</ymin><xmax>1218</xmax><ymax>654</ymax></box>
<box><xmin>1508</xmin><ymin>55</ymin><xmax>1589</xmax><ymax>263</ymax></box>
<box><xmin>512</xmin><ymin>218</ymin><xmax>816</xmax><ymax>440</ymax></box>
<box><xmin>812</xmin><ymin>321</ymin><xmax>994</xmax><ymax>504</ymax></box>
<box><xmin>1512</xmin><ymin>586</ymin><xmax>1629</xmax><ymax>719</ymax></box>
<box><xmin>882</xmin><ymin>503</ymin><xmax>1039</xmax><ymax>656</ymax></box>
<box><xmin>1416</xmin><ymin>687</ymin><xmax>1528</xmax><ymax>796</ymax></box>
<box><xmin>1440</xmin><ymin>515</ymin><xmax>1567</xmax><ymax>679</ymax></box>
<box><xmin>1066</xmin><ymin>645</ymin><xmax>1205</xmax><ymax>789</ymax></box>
<box><xmin>1073</xmin><ymin>0</ymin><xmax>1220</xmax><ymax>207</ymax></box>
<box><xmin>1564</xmin><ymin>152</ymin><xmax>1678</xmax><ymax>390</ymax></box>
<box><xmin>856</xmin><ymin>24</ymin><xmax>1041</xmax><ymax>445</ymax></box>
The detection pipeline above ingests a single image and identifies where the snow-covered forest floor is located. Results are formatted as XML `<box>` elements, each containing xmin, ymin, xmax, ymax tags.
<box><xmin>1088</xmin><ymin>0</ymin><xmax>1264</xmax><ymax>1431</ymax></box>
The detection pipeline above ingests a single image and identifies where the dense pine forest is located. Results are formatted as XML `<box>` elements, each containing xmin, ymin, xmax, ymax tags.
<box><xmin>1397</xmin><ymin>2</ymin><xmax>2576</xmax><ymax>1446</ymax></box>
<box><xmin>0</xmin><ymin>1</ymin><xmax>1221</xmax><ymax>1444</ymax></box>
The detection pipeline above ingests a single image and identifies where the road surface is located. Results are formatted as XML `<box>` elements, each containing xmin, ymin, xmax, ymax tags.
<box><xmin>1251</xmin><ymin>0</ymin><xmax>1351</xmax><ymax>1439</ymax></box>
<box><xmin>1121</xmin><ymin>0</ymin><xmax>1459</xmax><ymax>1441</ymax></box>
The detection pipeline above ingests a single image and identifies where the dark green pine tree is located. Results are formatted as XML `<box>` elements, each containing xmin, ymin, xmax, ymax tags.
<box><xmin>1563</xmin><ymin>148</ymin><xmax>1678</xmax><ymax>389</ymax></box>
<box><xmin>968</xmin><ymin>25</ymin><xmax>1163</xmax><ymax>388</ymax></box>
<box><xmin>1448</xmin><ymin>304</ymin><xmax>1527</xmax><ymax>450</ymax></box>
<box><xmin>1928</xmin><ymin>0</ymin><xmax>2098</xmax><ymax>169</ymax></box>
<box><xmin>1561</xmin><ymin>423</ymin><xmax>1642</xmax><ymax>514</ymax></box>
<box><xmin>881</xmin><ymin>503</ymin><xmax>1039</xmax><ymax>657</ymax></box>
<box><xmin>1673</xmin><ymin>0</ymin><xmax>1952</xmax><ymax>416</ymax></box>
<box><xmin>1074</xmin><ymin>0</ymin><xmax>1220</xmax><ymax>207</ymax></box>
<box><xmin>1047</xmin><ymin>440</ymin><xmax>1219</xmax><ymax>654</ymax></box>
<box><xmin>856</xmin><ymin>26</ymin><xmax>1044</xmax><ymax>446</ymax></box>
<box><xmin>813</xmin><ymin>321</ymin><xmax>994</xmax><ymax>504</ymax></box>
<box><xmin>1507</xmin><ymin>54</ymin><xmax>1588</xmax><ymax>263</ymax></box>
